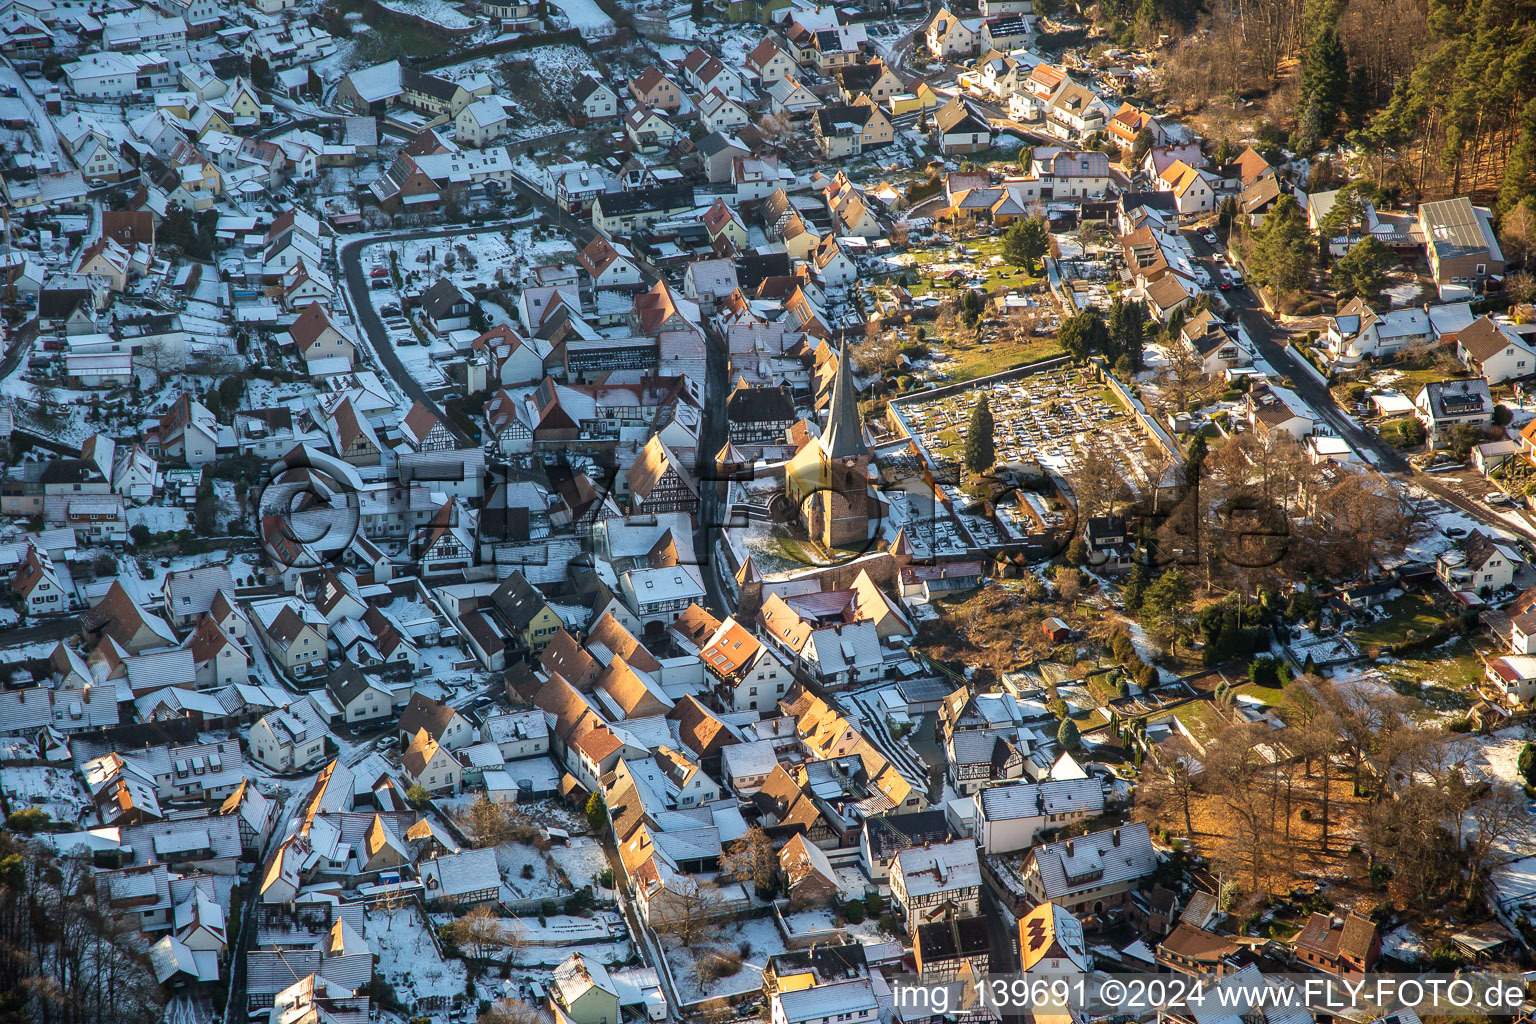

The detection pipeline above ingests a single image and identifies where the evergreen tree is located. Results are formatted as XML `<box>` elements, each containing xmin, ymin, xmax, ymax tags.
<box><xmin>1131</xmin><ymin>126</ymin><xmax>1154</xmax><ymax>164</ymax></box>
<box><xmin>585</xmin><ymin>792</ymin><xmax>608</xmax><ymax>833</ymax></box>
<box><xmin>1002</xmin><ymin>215</ymin><xmax>1049</xmax><ymax>271</ymax></box>
<box><xmin>1123</xmin><ymin>560</ymin><xmax>1150</xmax><ymax>613</ymax></box>
<box><xmin>1330</xmin><ymin>237</ymin><xmax>1396</xmax><ymax>307</ymax></box>
<box><xmin>960</xmin><ymin>288</ymin><xmax>985</xmax><ymax>331</ymax></box>
<box><xmin>1107</xmin><ymin>298</ymin><xmax>1147</xmax><ymax>371</ymax></box>
<box><xmin>1520</xmin><ymin>743</ymin><xmax>1536</xmax><ymax>787</ymax></box>
<box><xmin>1141</xmin><ymin>567</ymin><xmax>1196</xmax><ymax>659</ymax></box>
<box><xmin>1059</xmin><ymin>309</ymin><xmax>1109</xmax><ymax>363</ymax></box>
<box><xmin>964</xmin><ymin>396</ymin><xmax>995</xmax><ymax>474</ymax></box>
<box><xmin>1183</xmin><ymin>434</ymin><xmax>1208</xmax><ymax>487</ymax></box>
<box><xmin>1299</xmin><ymin>25</ymin><xmax>1349</xmax><ymax>147</ymax></box>
<box><xmin>1246</xmin><ymin>197</ymin><xmax>1315</xmax><ymax>294</ymax></box>
<box><xmin>1057</xmin><ymin>718</ymin><xmax>1081</xmax><ymax>750</ymax></box>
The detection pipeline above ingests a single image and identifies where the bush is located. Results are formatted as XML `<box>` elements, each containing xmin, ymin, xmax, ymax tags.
<box><xmin>5</xmin><ymin>807</ymin><xmax>49</xmax><ymax>833</ymax></box>
<box><xmin>1299</xmin><ymin>807</ymin><xmax>1313</xmax><ymax>822</ymax></box>
<box><xmin>1495</xmin><ymin>404</ymin><xmax>1514</xmax><ymax>426</ymax></box>
<box><xmin>1110</xmin><ymin>629</ymin><xmax>1136</xmax><ymax>664</ymax></box>
<box><xmin>866</xmin><ymin>892</ymin><xmax>884</xmax><ymax>914</ymax></box>
<box><xmin>1248</xmin><ymin>655</ymin><xmax>1281</xmax><ymax>687</ymax></box>
<box><xmin>845</xmin><ymin>899</ymin><xmax>866</xmax><ymax>924</ymax></box>
<box><xmin>697</xmin><ymin>952</ymin><xmax>744</xmax><ymax>982</ymax></box>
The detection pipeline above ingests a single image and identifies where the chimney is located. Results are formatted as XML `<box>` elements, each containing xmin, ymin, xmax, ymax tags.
<box><xmin>1065</xmin><ymin>840</ymin><xmax>1074</xmax><ymax>857</ymax></box>
<box><xmin>1112</xmin><ymin>828</ymin><xmax>1121</xmax><ymax>846</ymax></box>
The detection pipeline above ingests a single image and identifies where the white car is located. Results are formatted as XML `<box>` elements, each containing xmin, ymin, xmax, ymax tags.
<box><xmin>1487</xmin><ymin>492</ymin><xmax>1514</xmax><ymax>506</ymax></box>
<box><xmin>1201</xmin><ymin>230</ymin><xmax>1218</xmax><ymax>245</ymax></box>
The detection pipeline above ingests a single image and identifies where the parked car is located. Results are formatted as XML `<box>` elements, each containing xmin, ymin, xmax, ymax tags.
<box><xmin>1487</xmin><ymin>492</ymin><xmax>1513</xmax><ymax>506</ymax></box>
<box><xmin>1201</xmin><ymin>230</ymin><xmax>1218</xmax><ymax>245</ymax></box>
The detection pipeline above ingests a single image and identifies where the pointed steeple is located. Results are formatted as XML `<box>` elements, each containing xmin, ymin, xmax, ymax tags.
<box><xmin>735</xmin><ymin>555</ymin><xmax>761</xmax><ymax>585</ymax></box>
<box><xmin>820</xmin><ymin>336</ymin><xmax>867</xmax><ymax>460</ymax></box>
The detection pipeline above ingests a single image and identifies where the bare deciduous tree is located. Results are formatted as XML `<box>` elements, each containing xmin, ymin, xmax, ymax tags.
<box><xmin>719</xmin><ymin>826</ymin><xmax>778</xmax><ymax>894</ymax></box>
<box><xmin>480</xmin><ymin>999</ymin><xmax>553</xmax><ymax>1024</ymax></box>
<box><xmin>654</xmin><ymin>876</ymin><xmax>725</xmax><ymax>948</ymax></box>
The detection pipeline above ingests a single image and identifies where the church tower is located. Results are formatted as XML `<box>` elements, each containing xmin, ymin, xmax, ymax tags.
<box><xmin>785</xmin><ymin>338</ymin><xmax>871</xmax><ymax>551</ymax></box>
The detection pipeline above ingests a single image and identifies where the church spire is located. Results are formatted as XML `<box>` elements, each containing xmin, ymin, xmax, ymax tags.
<box><xmin>820</xmin><ymin>336</ymin><xmax>867</xmax><ymax>460</ymax></box>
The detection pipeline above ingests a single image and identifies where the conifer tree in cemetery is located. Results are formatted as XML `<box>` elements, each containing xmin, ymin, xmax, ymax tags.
<box><xmin>965</xmin><ymin>396</ymin><xmax>995</xmax><ymax>474</ymax></box>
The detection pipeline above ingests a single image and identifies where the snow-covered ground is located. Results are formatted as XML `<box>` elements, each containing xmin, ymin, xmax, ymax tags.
<box><xmin>549</xmin><ymin>836</ymin><xmax>609</xmax><ymax>890</ymax></box>
<box><xmin>666</xmin><ymin>914</ymin><xmax>784</xmax><ymax>1005</ymax></box>
<box><xmin>375</xmin><ymin>0</ymin><xmax>479</xmax><ymax>30</ymax></box>
<box><xmin>0</xmin><ymin>765</ymin><xmax>93</xmax><ymax>825</ymax></box>
<box><xmin>366</xmin><ymin>904</ymin><xmax>467</xmax><ymax>1004</ymax></box>
<box><xmin>548</xmin><ymin>0</ymin><xmax>614</xmax><ymax>37</ymax></box>
<box><xmin>495</xmin><ymin>841</ymin><xmax>572</xmax><ymax>902</ymax></box>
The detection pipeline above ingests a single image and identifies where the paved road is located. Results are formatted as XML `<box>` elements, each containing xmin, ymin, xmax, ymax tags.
<box><xmin>0</xmin><ymin>614</ymin><xmax>81</xmax><ymax>645</ymax></box>
<box><xmin>1184</xmin><ymin>228</ymin><xmax>1536</xmax><ymax>543</ymax></box>
<box><xmin>2</xmin><ymin>57</ymin><xmax>69</xmax><ymax>170</ymax></box>
<box><xmin>336</xmin><ymin>223</ymin><xmax>543</xmax><ymax>447</ymax></box>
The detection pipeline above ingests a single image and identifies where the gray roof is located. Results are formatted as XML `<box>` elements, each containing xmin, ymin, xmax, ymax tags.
<box><xmin>1420</xmin><ymin>197</ymin><xmax>1502</xmax><ymax>262</ymax></box>
<box><xmin>326</xmin><ymin>664</ymin><xmax>385</xmax><ymax>708</ymax></box>
<box><xmin>1028</xmin><ymin>822</ymin><xmax>1157</xmax><ymax>899</ymax></box>
<box><xmin>978</xmin><ymin>777</ymin><xmax>1104</xmax><ymax>821</ymax></box>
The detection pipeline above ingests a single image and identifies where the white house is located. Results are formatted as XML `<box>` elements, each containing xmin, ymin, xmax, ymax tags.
<box><xmin>325</xmin><ymin>665</ymin><xmax>394</xmax><ymax>724</ymax></box>
<box><xmin>1413</xmin><ymin>377</ymin><xmax>1493</xmax><ymax>446</ymax></box>
<box><xmin>248</xmin><ymin>696</ymin><xmax>331</xmax><ymax>772</ymax></box>
<box><xmin>1436</xmin><ymin>530</ymin><xmax>1518</xmax><ymax>594</ymax></box>
<box><xmin>1450</xmin><ymin>316</ymin><xmax>1536</xmax><ymax>385</ymax></box>
<box><xmin>891</xmin><ymin>841</ymin><xmax>982</xmax><ymax>930</ymax></box>
<box><xmin>402</xmin><ymin>729</ymin><xmax>461</xmax><ymax>794</ymax></box>
<box><xmin>771</xmin><ymin>980</ymin><xmax>877</xmax><ymax>1024</ymax></box>
<box><xmin>11</xmin><ymin>544</ymin><xmax>65</xmax><ymax>616</ymax></box>
<box><xmin>698</xmin><ymin>89</ymin><xmax>751</xmax><ymax>134</ymax></box>
<box><xmin>1325</xmin><ymin>298</ymin><xmax>1433</xmax><ymax>364</ymax></box>
<box><xmin>1485</xmin><ymin>654</ymin><xmax>1536</xmax><ymax>706</ymax></box>
<box><xmin>1246</xmin><ymin>383</ymin><xmax>1313</xmax><ymax>440</ymax></box>
<box><xmin>455</xmin><ymin>98</ymin><xmax>513</xmax><ymax>148</ymax></box>
<box><xmin>571</xmin><ymin>77</ymin><xmax>620</xmax><ymax>122</ymax></box>
<box><xmin>976</xmin><ymin>778</ymin><xmax>1104</xmax><ymax>854</ymax></box>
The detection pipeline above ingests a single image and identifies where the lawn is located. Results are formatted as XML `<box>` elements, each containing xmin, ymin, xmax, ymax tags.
<box><xmin>934</xmin><ymin>335</ymin><xmax>1064</xmax><ymax>383</ymax></box>
<box><xmin>1372</xmin><ymin>365</ymin><xmax>1473</xmax><ymax>392</ymax></box>
<box><xmin>1376</xmin><ymin>639</ymin><xmax>1486</xmax><ymax>709</ymax></box>
<box><xmin>1173</xmin><ymin>699</ymin><xmax>1223</xmax><ymax>747</ymax></box>
<box><xmin>893</xmin><ymin>235</ymin><xmax>1047</xmax><ymax>298</ymax></box>
<box><xmin>1234</xmin><ymin>680</ymin><xmax>1307</xmax><ymax>720</ymax></box>
<box><xmin>1348</xmin><ymin>593</ymin><xmax>1447</xmax><ymax>647</ymax></box>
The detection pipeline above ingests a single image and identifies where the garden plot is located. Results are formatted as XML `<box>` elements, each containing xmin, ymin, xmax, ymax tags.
<box><xmin>0</xmin><ymin>766</ymin><xmax>93</xmax><ymax>825</ymax></box>
<box><xmin>777</xmin><ymin>905</ymin><xmax>889</xmax><ymax>942</ymax></box>
<box><xmin>495</xmin><ymin>842</ymin><xmax>573</xmax><ymax>902</ymax></box>
<box><xmin>549</xmin><ymin>836</ymin><xmax>610</xmax><ymax>890</ymax></box>
<box><xmin>365</xmin><ymin>904</ymin><xmax>467</xmax><ymax>1006</ymax></box>
<box><xmin>665</xmin><ymin>915</ymin><xmax>786</xmax><ymax>1006</ymax></box>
